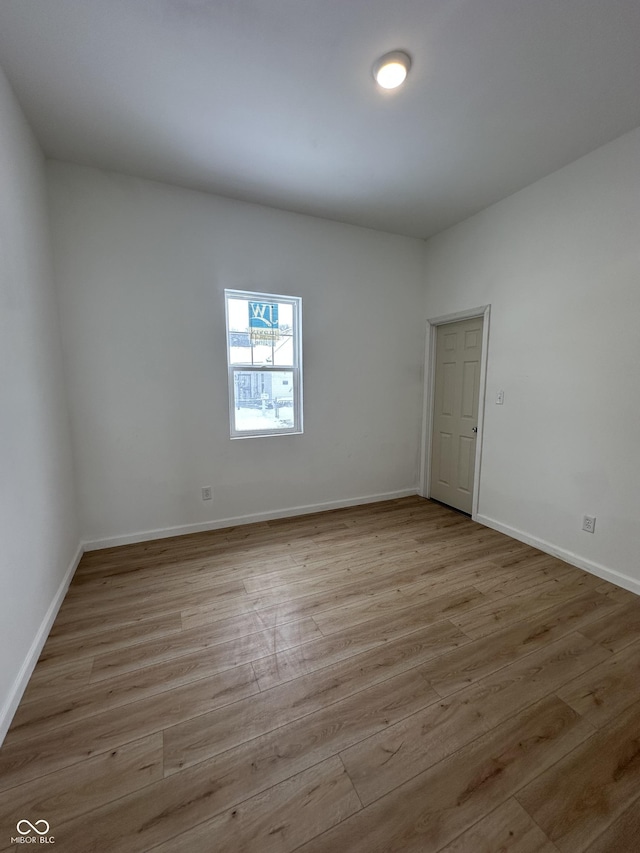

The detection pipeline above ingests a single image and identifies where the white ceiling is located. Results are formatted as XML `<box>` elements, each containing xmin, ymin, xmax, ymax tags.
<box><xmin>1</xmin><ymin>0</ymin><xmax>640</xmax><ymax>239</ymax></box>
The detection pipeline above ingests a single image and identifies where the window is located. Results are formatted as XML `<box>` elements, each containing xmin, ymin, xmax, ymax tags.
<box><xmin>225</xmin><ymin>289</ymin><xmax>303</xmax><ymax>438</ymax></box>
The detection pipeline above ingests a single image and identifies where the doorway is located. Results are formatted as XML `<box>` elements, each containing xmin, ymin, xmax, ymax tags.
<box><xmin>422</xmin><ymin>307</ymin><xmax>490</xmax><ymax>517</ymax></box>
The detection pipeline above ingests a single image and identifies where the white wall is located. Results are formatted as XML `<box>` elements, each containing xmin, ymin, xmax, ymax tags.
<box><xmin>423</xmin><ymin>127</ymin><xmax>640</xmax><ymax>591</ymax></box>
<box><xmin>47</xmin><ymin>163</ymin><xmax>426</xmax><ymax>547</ymax></box>
<box><xmin>0</xmin><ymin>69</ymin><xmax>80</xmax><ymax>742</ymax></box>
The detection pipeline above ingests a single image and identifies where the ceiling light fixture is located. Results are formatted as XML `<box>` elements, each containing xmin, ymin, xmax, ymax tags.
<box><xmin>372</xmin><ymin>50</ymin><xmax>412</xmax><ymax>90</ymax></box>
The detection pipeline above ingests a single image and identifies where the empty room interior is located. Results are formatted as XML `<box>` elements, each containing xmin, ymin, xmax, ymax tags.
<box><xmin>2</xmin><ymin>1</ymin><xmax>640</xmax><ymax>850</ymax></box>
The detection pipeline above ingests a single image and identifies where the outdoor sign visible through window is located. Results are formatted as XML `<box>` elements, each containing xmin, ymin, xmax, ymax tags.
<box><xmin>249</xmin><ymin>302</ymin><xmax>280</xmax><ymax>343</ymax></box>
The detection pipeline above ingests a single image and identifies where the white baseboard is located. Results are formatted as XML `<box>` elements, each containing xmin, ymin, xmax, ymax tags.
<box><xmin>83</xmin><ymin>489</ymin><xmax>420</xmax><ymax>551</ymax></box>
<box><xmin>476</xmin><ymin>513</ymin><xmax>640</xmax><ymax>597</ymax></box>
<box><xmin>0</xmin><ymin>542</ymin><xmax>84</xmax><ymax>746</ymax></box>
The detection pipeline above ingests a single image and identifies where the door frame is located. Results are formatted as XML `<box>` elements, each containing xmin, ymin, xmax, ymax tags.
<box><xmin>419</xmin><ymin>305</ymin><xmax>491</xmax><ymax>520</ymax></box>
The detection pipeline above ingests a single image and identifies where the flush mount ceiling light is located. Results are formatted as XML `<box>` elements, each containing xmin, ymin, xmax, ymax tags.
<box><xmin>372</xmin><ymin>50</ymin><xmax>412</xmax><ymax>90</ymax></box>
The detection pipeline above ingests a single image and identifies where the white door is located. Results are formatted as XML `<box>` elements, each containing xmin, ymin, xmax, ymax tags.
<box><xmin>430</xmin><ymin>317</ymin><xmax>483</xmax><ymax>514</ymax></box>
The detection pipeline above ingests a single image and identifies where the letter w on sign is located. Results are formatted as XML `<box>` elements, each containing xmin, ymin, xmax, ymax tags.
<box><xmin>249</xmin><ymin>302</ymin><xmax>279</xmax><ymax>342</ymax></box>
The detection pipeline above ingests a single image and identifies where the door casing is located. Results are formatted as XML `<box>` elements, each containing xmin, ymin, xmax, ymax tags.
<box><xmin>419</xmin><ymin>305</ymin><xmax>490</xmax><ymax>519</ymax></box>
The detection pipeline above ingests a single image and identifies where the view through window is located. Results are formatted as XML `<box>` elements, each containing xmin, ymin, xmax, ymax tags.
<box><xmin>225</xmin><ymin>290</ymin><xmax>303</xmax><ymax>437</ymax></box>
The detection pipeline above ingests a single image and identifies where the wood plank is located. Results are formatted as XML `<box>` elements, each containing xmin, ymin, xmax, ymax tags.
<box><xmin>310</xmin><ymin>585</ymin><xmax>416</xmax><ymax>633</ymax></box>
<box><xmin>8</xmin><ymin>653</ymin><xmax>257</xmax><ymax>744</ymax></box>
<box><xmin>242</xmin><ymin>538</ymin><xmax>428</xmax><ymax>593</ymax></box>
<box><xmin>181</xmin><ymin>557</ymin><xmax>495</xmax><ymax>632</ymax></box>
<box><xmin>437</xmin><ymin>798</ymin><xmax>557</xmax><ymax>853</ymax></box>
<box><xmin>450</xmin><ymin>574</ymin><xmax>601</xmax><ymax>639</ymax></box>
<box><xmin>18</xmin><ymin>656</ymin><xmax>93</xmax><ymax>705</ymax></box>
<box><xmin>1</xmin><ymin>666</ymin><xmax>257</xmax><ymax>782</ymax></box>
<box><xmin>250</xmin><ymin>552</ymin><xmax>446</xmax><ymax>622</ymax></box>
<box><xmin>295</xmin><ymin>696</ymin><xmax>593</xmax><ymax>853</ymax></box>
<box><xmin>164</xmin><ymin>670</ymin><xmax>437</xmax><ymax>776</ymax></box>
<box><xmin>47</xmin><ymin>603</ymin><xmax>194</xmax><ymax>640</ymax></box>
<box><xmin>69</xmin><ymin>551</ymin><xmax>299</xmax><ymax>592</ymax></box>
<box><xmin>64</xmin><ymin>565</ymin><xmax>247</xmax><ymax>602</ymax></box>
<box><xmin>89</xmin><ymin>617</ymin><xmax>320</xmax><ymax>682</ymax></box>
<box><xmin>184</xmin><ymin>560</ymin><xmax>512</xmax><ymax>637</ymax></box>
<box><xmin>471</xmin><ymin>557</ymin><xmax>580</xmax><ymax>598</ymax></box>
<box><xmin>163</xmin><ymin>625</ymin><xmax>461</xmax><ymax>774</ymax></box>
<box><xmin>49</xmin><ymin>668</ymin><xmax>433</xmax><ymax>853</ymax></box>
<box><xmin>74</xmin><ymin>523</ymin><xmax>318</xmax><ymax>578</ymax></box>
<box><xmin>340</xmin><ymin>632</ymin><xmax>609</xmax><ymax>805</ymax></box>
<box><xmin>146</xmin><ymin>757</ymin><xmax>361</xmax><ymax>853</ymax></box>
<box><xmin>396</xmin><ymin>559</ymin><xmax>516</xmax><ymax>605</ymax></box>
<box><xmin>249</xmin><ymin>536</ymin><xmax>537</xmax><ymax>619</ymax></box>
<box><xmin>38</xmin><ymin>611</ymin><xmax>183</xmax><ymax>663</ymax></box>
<box><xmin>420</xmin><ymin>591</ymin><xmax>617</xmax><ymax>697</ymax></box>
<box><xmin>0</xmin><ymin>734</ymin><xmax>162</xmax><ymax>845</ymax></box>
<box><xmin>253</xmin><ymin>616</ymin><xmax>468</xmax><ymax>691</ymax></box>
<box><xmin>313</xmin><ymin>586</ymin><xmax>488</xmax><ymax>637</ymax></box>
<box><xmin>56</xmin><ymin>576</ymin><xmax>247</xmax><ymax>624</ymax></box>
<box><xmin>516</xmin><ymin>699</ymin><xmax>640</xmax><ymax>851</ymax></box>
<box><xmin>54</xmin><ymin>587</ymin><xmax>252</xmax><ymax>631</ymax></box>
<box><xmin>578</xmin><ymin>599</ymin><xmax>640</xmax><ymax>653</ymax></box>
<box><xmin>488</xmin><ymin>547</ymin><xmax>565</xmax><ymax>571</ymax></box>
<box><xmin>558</xmin><ymin>639</ymin><xmax>640</xmax><ymax>729</ymax></box>
<box><xmin>180</xmin><ymin>596</ymin><xmax>266</xmax><ymax>631</ymax></box>
<box><xmin>410</xmin><ymin>537</ymin><xmax>533</xmax><ymax>567</ymax></box>
<box><xmin>583</xmin><ymin>798</ymin><xmax>640</xmax><ymax>852</ymax></box>
<box><xmin>594</xmin><ymin>581</ymin><xmax>639</xmax><ymax>605</ymax></box>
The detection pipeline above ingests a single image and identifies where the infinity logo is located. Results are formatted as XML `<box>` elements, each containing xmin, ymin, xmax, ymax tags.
<box><xmin>16</xmin><ymin>820</ymin><xmax>50</xmax><ymax>836</ymax></box>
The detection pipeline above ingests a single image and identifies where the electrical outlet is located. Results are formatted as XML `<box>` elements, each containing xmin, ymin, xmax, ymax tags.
<box><xmin>201</xmin><ymin>487</ymin><xmax>212</xmax><ymax>501</ymax></box>
<box><xmin>582</xmin><ymin>515</ymin><xmax>596</xmax><ymax>533</ymax></box>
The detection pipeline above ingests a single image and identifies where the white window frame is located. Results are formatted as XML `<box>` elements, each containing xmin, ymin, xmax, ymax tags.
<box><xmin>225</xmin><ymin>289</ymin><xmax>303</xmax><ymax>439</ymax></box>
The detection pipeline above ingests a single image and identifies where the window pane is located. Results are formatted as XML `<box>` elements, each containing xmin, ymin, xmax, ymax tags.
<box><xmin>232</xmin><ymin>370</ymin><xmax>295</xmax><ymax>432</ymax></box>
<box><xmin>227</xmin><ymin>296</ymin><xmax>295</xmax><ymax>367</ymax></box>
<box><xmin>272</xmin><ymin>334</ymin><xmax>294</xmax><ymax>366</ymax></box>
<box><xmin>227</xmin><ymin>298</ymin><xmax>248</xmax><ymax>332</ymax></box>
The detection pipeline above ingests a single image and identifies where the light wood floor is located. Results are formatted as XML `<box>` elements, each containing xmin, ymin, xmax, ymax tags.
<box><xmin>2</xmin><ymin>497</ymin><xmax>640</xmax><ymax>852</ymax></box>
